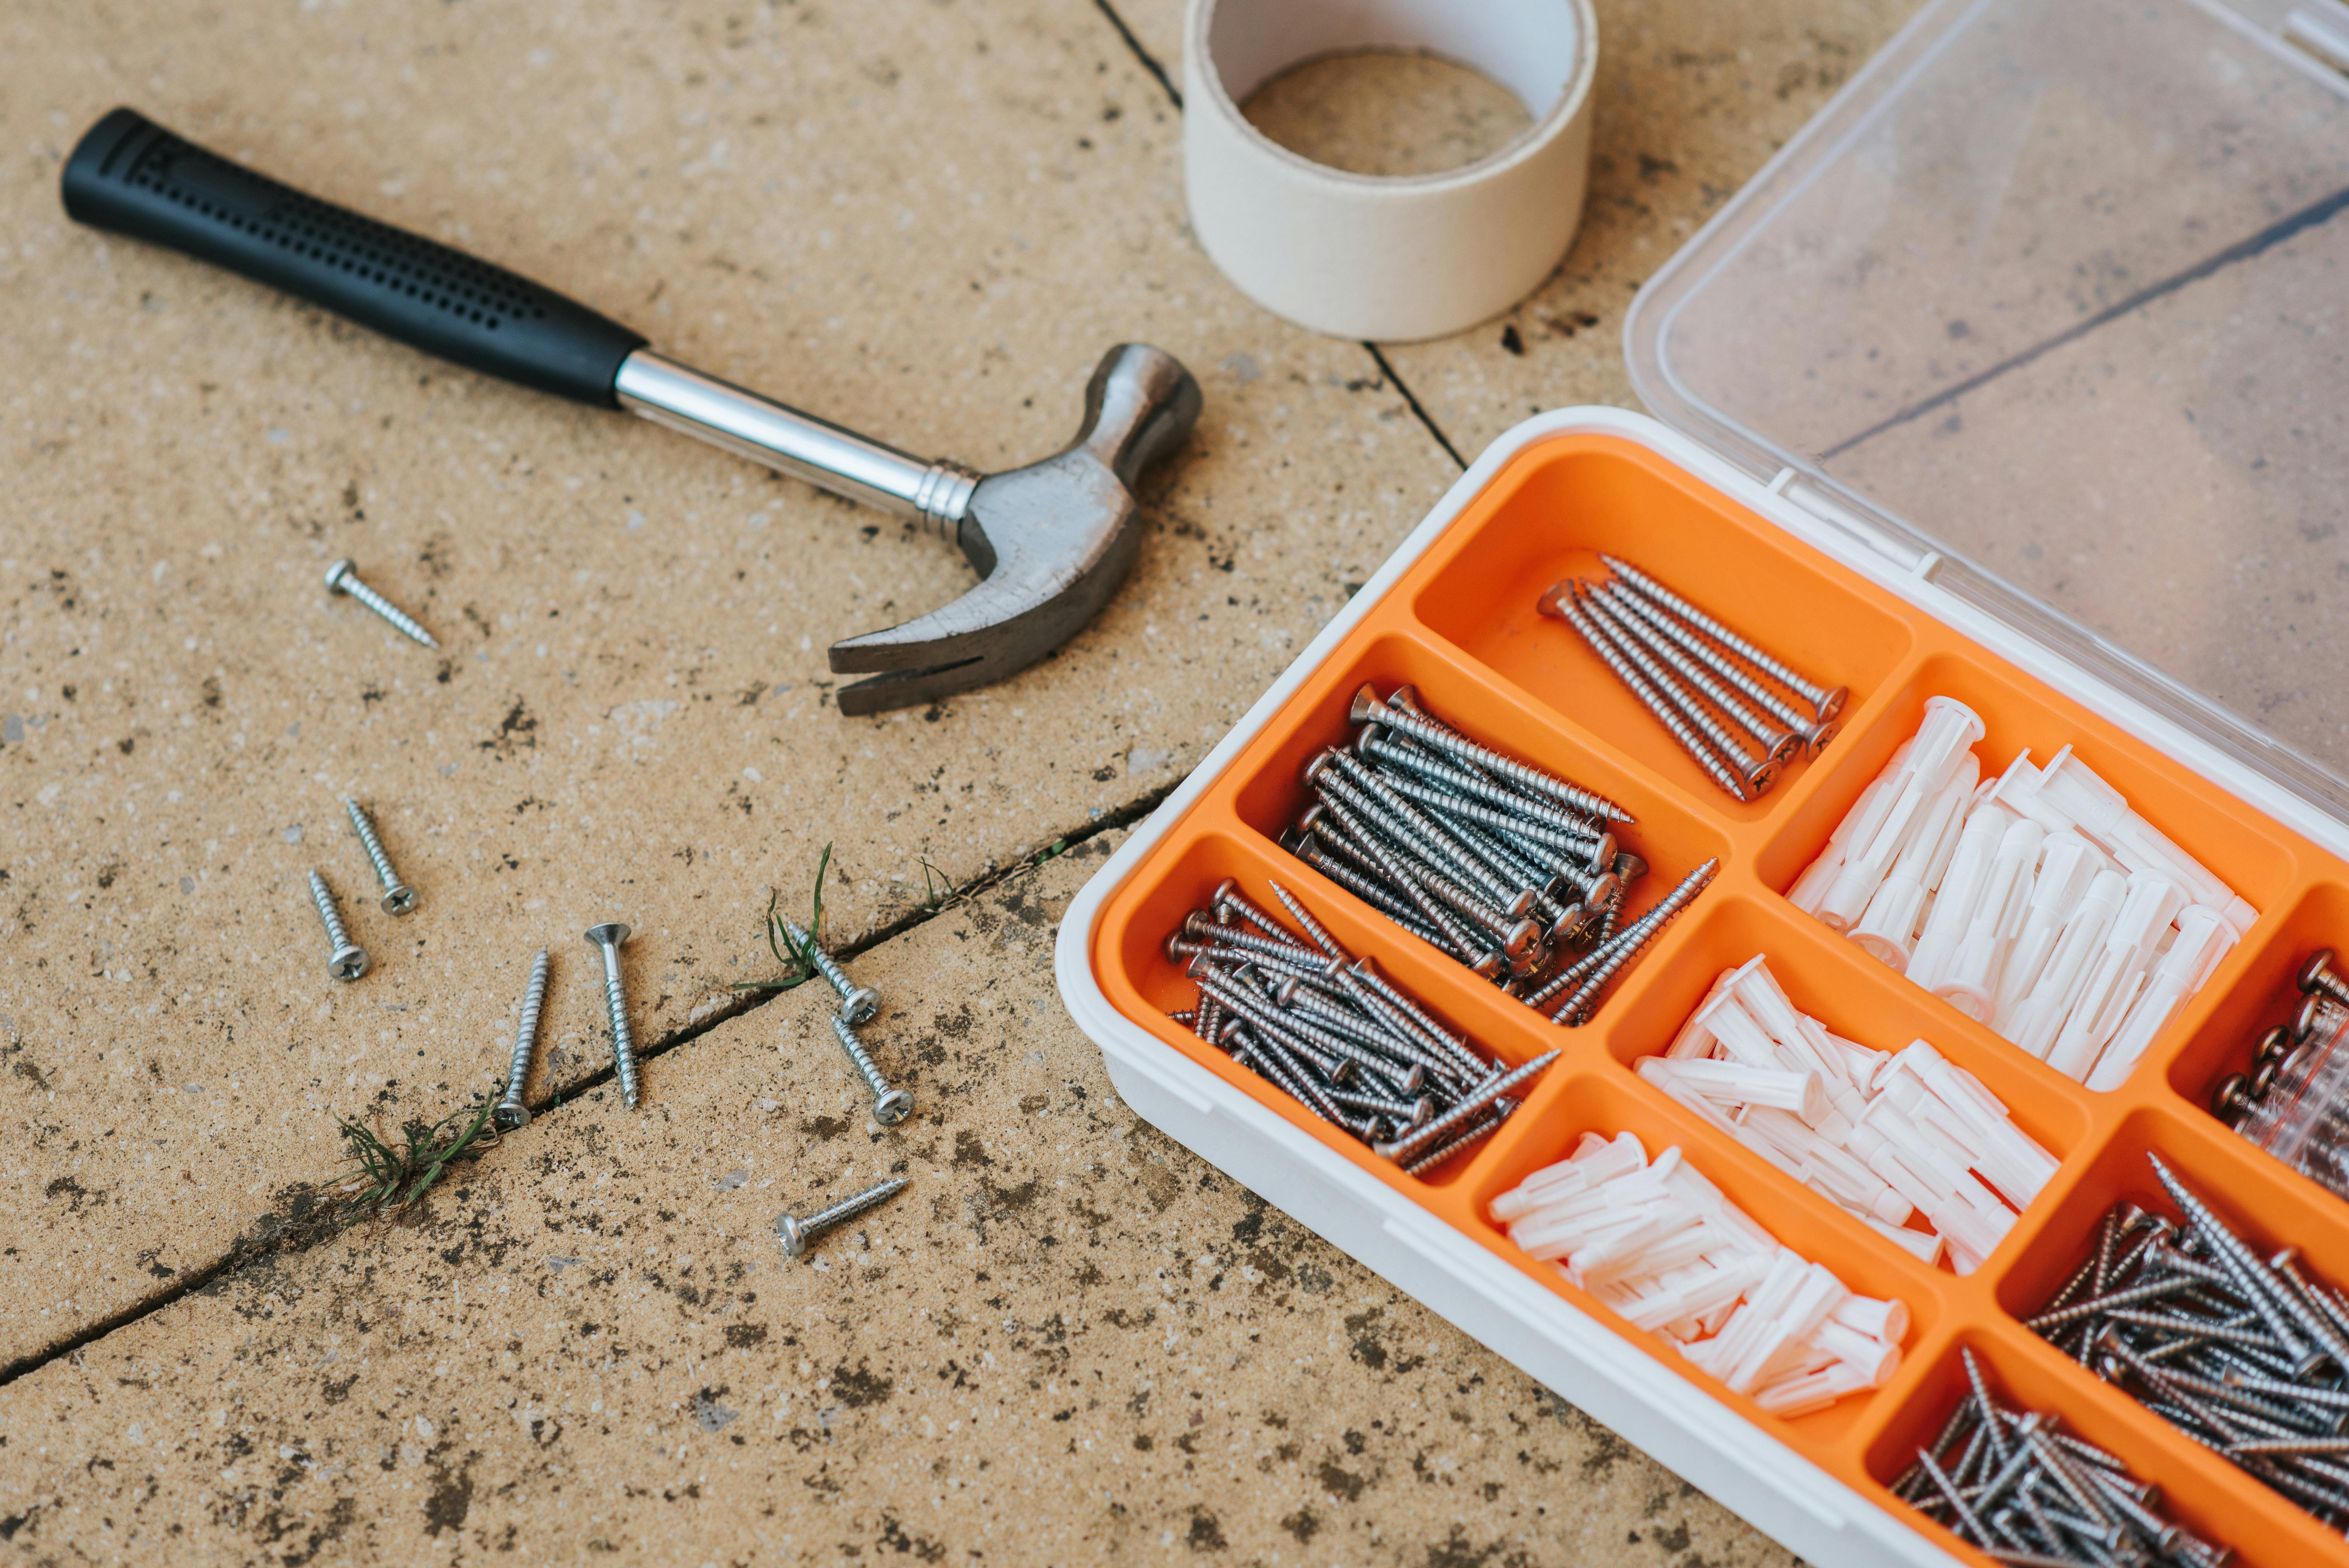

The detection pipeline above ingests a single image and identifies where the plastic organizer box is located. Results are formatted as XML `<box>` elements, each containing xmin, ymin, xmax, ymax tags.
<box><xmin>1055</xmin><ymin>409</ymin><xmax>2349</xmax><ymax>1568</ymax></box>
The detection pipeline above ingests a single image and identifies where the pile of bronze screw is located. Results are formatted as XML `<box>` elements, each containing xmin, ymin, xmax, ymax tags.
<box><xmin>1280</xmin><ymin>682</ymin><xmax>1716</xmax><ymax>1025</ymax></box>
<box><xmin>1166</xmin><ymin>878</ymin><xmax>1556</xmax><ymax>1174</ymax></box>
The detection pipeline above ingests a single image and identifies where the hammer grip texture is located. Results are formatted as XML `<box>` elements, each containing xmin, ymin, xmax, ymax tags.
<box><xmin>62</xmin><ymin>107</ymin><xmax>647</xmax><ymax>407</ymax></box>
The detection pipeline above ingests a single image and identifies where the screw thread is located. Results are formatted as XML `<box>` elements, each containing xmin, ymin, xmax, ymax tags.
<box><xmin>1363</xmin><ymin>698</ymin><xmax>1627</xmax><ymax>823</ymax></box>
<box><xmin>778</xmin><ymin>915</ymin><xmax>859</xmax><ymax>1001</ymax></box>
<box><xmin>1264</xmin><ymin>880</ymin><xmax>1347</xmax><ymax>962</ymax></box>
<box><xmin>1378</xmin><ymin>1050</ymin><xmax>1557</xmax><ymax>1162</ymax></box>
<box><xmin>1593</xmin><ymin>584</ymin><xmax>1796</xmax><ymax>759</ymax></box>
<box><xmin>1403</xmin><ymin>1107</ymin><xmax>1510</xmax><ymax>1174</ymax></box>
<box><xmin>1556</xmin><ymin>596</ymin><xmax>1754</xmax><ymax>802</ymax></box>
<box><xmin>1361</xmin><ymin>735</ymin><xmax>1607</xmax><ymax>847</ymax></box>
<box><xmin>1329</xmin><ymin>751</ymin><xmax>1535</xmax><ymax>914</ymax></box>
<box><xmin>593</xmin><ymin>946</ymin><xmax>639</xmax><ymax>1108</ymax></box>
<box><xmin>344</xmin><ymin>797</ymin><xmax>407</xmax><ymax>894</ymax></box>
<box><xmin>1297</xmin><ymin>842</ymin><xmax>1451</xmax><ymax>948</ymax></box>
<box><xmin>829</xmin><ymin>1015</ymin><xmax>895</xmax><ymax>1098</ymax></box>
<box><xmin>1317</xmin><ymin>793</ymin><xmax>1486</xmax><ymax>961</ymax></box>
<box><xmin>1600</xmin><ymin>554</ymin><xmax>1827</xmax><ymax>711</ymax></box>
<box><xmin>2308</xmin><ymin>961</ymin><xmax>2349</xmax><ymax>1010</ymax></box>
<box><xmin>1604</xmin><ymin>584</ymin><xmax>1809</xmax><ymax>726</ymax></box>
<box><xmin>501</xmin><ymin>949</ymin><xmax>551</xmax><ymax>1110</ymax></box>
<box><xmin>1549</xmin><ymin>860</ymin><xmax>1717</xmax><ymax>1022</ymax></box>
<box><xmin>339</xmin><ymin>572</ymin><xmax>439</xmax><ymax>649</ymax></box>
<box><xmin>308</xmin><ymin>870</ymin><xmax>353</xmax><ymax>950</ymax></box>
<box><xmin>1317</xmin><ymin>768</ymin><xmax>1512</xmax><ymax>927</ymax></box>
<box><xmin>1582</xmin><ymin>591</ymin><xmax>1768</xmax><ymax>779</ymax></box>
<box><xmin>801</xmin><ymin>1175</ymin><xmax>909</xmax><ymax>1240</ymax></box>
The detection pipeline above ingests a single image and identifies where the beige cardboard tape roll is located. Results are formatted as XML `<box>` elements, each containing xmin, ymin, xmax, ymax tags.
<box><xmin>1183</xmin><ymin>0</ymin><xmax>1598</xmax><ymax>342</ymax></box>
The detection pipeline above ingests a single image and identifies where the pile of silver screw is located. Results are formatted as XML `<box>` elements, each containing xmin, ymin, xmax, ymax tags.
<box><xmin>1893</xmin><ymin>1347</ymin><xmax>2231</xmax><ymax>1568</ymax></box>
<box><xmin>2210</xmin><ymin>951</ymin><xmax>2349</xmax><ymax>1193</ymax></box>
<box><xmin>1281</xmin><ymin>682</ymin><xmax>1715</xmax><ymax>1025</ymax></box>
<box><xmin>2027</xmin><ymin>1152</ymin><xmax>2349</xmax><ymax>1529</ymax></box>
<box><xmin>1538</xmin><ymin>554</ymin><xmax>1844</xmax><ymax>803</ymax></box>
<box><xmin>1168</xmin><ymin>877</ymin><xmax>1558</xmax><ymax>1173</ymax></box>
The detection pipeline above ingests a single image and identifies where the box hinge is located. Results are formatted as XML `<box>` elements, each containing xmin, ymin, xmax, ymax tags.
<box><xmin>1775</xmin><ymin>472</ymin><xmax>1941</xmax><ymax>579</ymax></box>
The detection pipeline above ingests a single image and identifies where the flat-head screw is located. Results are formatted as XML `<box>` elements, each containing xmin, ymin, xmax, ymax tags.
<box><xmin>2300</xmin><ymin>948</ymin><xmax>2349</xmax><ymax>1008</ymax></box>
<box><xmin>829</xmin><ymin>1015</ymin><xmax>913</xmax><ymax>1125</ymax></box>
<box><xmin>777</xmin><ymin>1175</ymin><xmax>909</xmax><ymax>1260</ymax></box>
<box><xmin>342</xmin><ymin>797</ymin><xmax>417</xmax><ymax>915</ymax></box>
<box><xmin>1375</xmin><ymin>1051</ymin><xmax>1558</xmax><ymax>1162</ymax></box>
<box><xmin>307</xmin><ymin>870</ymin><xmax>369</xmax><ymax>981</ymax></box>
<box><xmin>494</xmin><ymin>948</ymin><xmax>551</xmax><ymax>1130</ymax></box>
<box><xmin>774</xmin><ymin>913</ymin><xmax>878</xmax><ymax>1023</ymax></box>
<box><xmin>1599</xmin><ymin>554</ymin><xmax>1845</xmax><ymax>719</ymax></box>
<box><xmin>583</xmin><ymin>923</ymin><xmax>642</xmax><ymax>1109</ymax></box>
<box><xmin>323</xmin><ymin>558</ymin><xmax>438</xmax><ymax>649</ymax></box>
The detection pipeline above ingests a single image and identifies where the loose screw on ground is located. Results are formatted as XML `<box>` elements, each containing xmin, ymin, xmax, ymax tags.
<box><xmin>323</xmin><ymin>558</ymin><xmax>438</xmax><ymax>649</ymax></box>
<box><xmin>584</xmin><ymin>923</ymin><xmax>642</xmax><ymax>1109</ymax></box>
<box><xmin>343</xmin><ymin>796</ymin><xmax>417</xmax><ymax>915</ymax></box>
<box><xmin>830</xmin><ymin>1016</ymin><xmax>914</xmax><ymax>1125</ymax></box>
<box><xmin>494</xmin><ymin>948</ymin><xmax>551</xmax><ymax>1130</ymax></box>
<box><xmin>777</xmin><ymin>914</ymin><xmax>878</xmax><ymax>1022</ymax></box>
<box><xmin>777</xmin><ymin>1176</ymin><xmax>909</xmax><ymax>1261</ymax></box>
<box><xmin>307</xmin><ymin>870</ymin><xmax>369</xmax><ymax>981</ymax></box>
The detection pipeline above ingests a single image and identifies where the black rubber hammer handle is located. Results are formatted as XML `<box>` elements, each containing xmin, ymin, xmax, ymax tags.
<box><xmin>62</xmin><ymin>107</ymin><xmax>647</xmax><ymax>406</ymax></box>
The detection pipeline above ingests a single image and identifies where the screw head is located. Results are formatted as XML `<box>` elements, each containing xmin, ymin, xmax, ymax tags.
<box><xmin>872</xmin><ymin>1089</ymin><xmax>914</xmax><ymax>1126</ymax></box>
<box><xmin>1583</xmin><ymin>871</ymin><xmax>1622</xmax><ymax>911</ymax></box>
<box><xmin>584</xmin><ymin>922</ymin><xmax>633</xmax><ymax>948</ymax></box>
<box><xmin>1347</xmin><ymin>684</ymin><xmax>1380</xmax><ymax>725</ymax></box>
<box><xmin>494</xmin><ymin>1102</ymin><xmax>532</xmax><ymax>1131</ymax></box>
<box><xmin>1535</xmin><ymin>580</ymin><xmax>1574</xmax><ymax>620</ymax></box>
<box><xmin>777</xmin><ymin>1214</ymin><xmax>809</xmax><ymax>1260</ymax></box>
<box><xmin>323</xmin><ymin>558</ymin><xmax>357</xmax><ymax>593</ymax></box>
<box><xmin>1767</xmin><ymin>732</ymin><xmax>1804</xmax><ymax>766</ymax></box>
<box><xmin>2294</xmin><ymin>991</ymin><xmax>2335</xmax><ymax>1043</ymax></box>
<box><xmin>1815</xmin><ymin>685</ymin><xmax>1850</xmax><ymax>723</ymax></box>
<box><xmin>1613</xmin><ymin>850</ymin><xmax>1647</xmax><ymax>882</ymax></box>
<box><xmin>380</xmin><ymin>882</ymin><xmax>419</xmax><ymax>917</ymax></box>
<box><xmin>328</xmin><ymin>944</ymin><xmax>370</xmax><ymax>982</ymax></box>
<box><xmin>2255</xmin><ymin>1024</ymin><xmax>2295</xmax><ymax>1065</ymax></box>
<box><xmin>1804</xmin><ymin>720</ymin><xmax>1842</xmax><ymax>760</ymax></box>
<box><xmin>839</xmin><ymin>986</ymin><xmax>881</xmax><ymax>1025</ymax></box>
<box><xmin>1748</xmin><ymin>760</ymin><xmax>1782</xmax><ymax>794</ymax></box>
<box><xmin>2299</xmin><ymin>948</ymin><xmax>2339</xmax><ymax>994</ymax></box>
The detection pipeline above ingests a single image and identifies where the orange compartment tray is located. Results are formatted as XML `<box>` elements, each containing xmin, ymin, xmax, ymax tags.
<box><xmin>1073</xmin><ymin>415</ymin><xmax>2349</xmax><ymax>1568</ymax></box>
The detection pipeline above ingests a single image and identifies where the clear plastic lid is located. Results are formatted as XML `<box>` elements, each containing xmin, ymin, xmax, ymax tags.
<box><xmin>1627</xmin><ymin>0</ymin><xmax>2349</xmax><ymax>815</ymax></box>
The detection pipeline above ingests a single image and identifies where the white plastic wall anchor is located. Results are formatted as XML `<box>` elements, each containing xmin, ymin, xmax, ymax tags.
<box><xmin>1934</xmin><ymin>816</ymin><xmax>2047</xmax><ymax>1019</ymax></box>
<box><xmin>1829</xmin><ymin>1294</ymin><xmax>1907</xmax><ymax>1343</ymax></box>
<box><xmin>1864</xmin><ymin>1214</ymin><xmax>1946</xmax><ymax>1265</ymax></box>
<box><xmin>2044</xmin><ymin>871</ymin><xmax>2186</xmax><ymax>1080</ymax></box>
<box><xmin>1812</xmin><ymin>1319</ymin><xmax>1900</xmax><ymax>1384</ymax></box>
<box><xmin>1668</xmin><ymin>1058</ymin><xmax>1829</xmax><ymax>1123</ymax></box>
<box><xmin>1990</xmin><ymin>832</ymin><xmax>2110</xmax><ymax>1028</ymax></box>
<box><xmin>1905</xmin><ymin>800</ymin><xmax>2015</xmax><ymax>991</ymax></box>
<box><xmin>1848</xmin><ymin>760</ymin><xmax>1978</xmax><ymax>971</ymax></box>
<box><xmin>2027</xmin><ymin>747</ymin><xmax>2244</xmax><ymax>919</ymax></box>
<box><xmin>2007</xmin><ymin>869</ymin><xmax>2128</xmax><ymax>1060</ymax></box>
<box><xmin>1816</xmin><ymin>698</ymin><xmax>1985</xmax><ymax>931</ymax></box>
<box><xmin>2083</xmin><ymin>904</ymin><xmax>2240</xmax><ymax>1091</ymax></box>
<box><xmin>1665</xmin><ymin>967</ymin><xmax>1745</xmax><ymax>1059</ymax></box>
<box><xmin>1789</xmin><ymin>752</ymin><xmax>1907</xmax><ymax>916</ymax></box>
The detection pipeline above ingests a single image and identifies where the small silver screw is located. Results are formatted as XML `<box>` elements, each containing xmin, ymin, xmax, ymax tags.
<box><xmin>1589</xmin><ymin>581</ymin><xmax>1802</xmax><ymax>765</ymax></box>
<box><xmin>1348</xmin><ymin>686</ymin><xmax>1631</xmax><ymax>824</ymax></box>
<box><xmin>2300</xmin><ymin>948</ymin><xmax>2349</xmax><ymax>1009</ymax></box>
<box><xmin>307</xmin><ymin>870</ymin><xmax>369</xmax><ymax>981</ymax></box>
<box><xmin>584</xmin><ymin>923</ymin><xmax>642</xmax><ymax>1109</ymax></box>
<box><xmin>777</xmin><ymin>1175</ymin><xmax>909</xmax><ymax>1260</ymax></box>
<box><xmin>829</xmin><ymin>1016</ymin><xmax>913</xmax><ymax>1125</ymax></box>
<box><xmin>1542</xmin><ymin>587</ymin><xmax>1756</xmax><ymax>802</ymax></box>
<box><xmin>775</xmin><ymin>913</ymin><xmax>877</xmax><ymax>1023</ymax></box>
<box><xmin>494</xmin><ymin>948</ymin><xmax>551</xmax><ymax>1130</ymax></box>
<box><xmin>1578</xmin><ymin>588</ymin><xmax>1780</xmax><ymax>792</ymax></box>
<box><xmin>343</xmin><ymin>797</ymin><xmax>417</xmax><ymax>915</ymax></box>
<box><xmin>1599</xmin><ymin>581</ymin><xmax>1839</xmax><ymax>757</ymax></box>
<box><xmin>323</xmin><ymin>558</ymin><xmax>438</xmax><ymax>649</ymax></box>
<box><xmin>1600</xmin><ymin>554</ymin><xmax>1845</xmax><ymax>719</ymax></box>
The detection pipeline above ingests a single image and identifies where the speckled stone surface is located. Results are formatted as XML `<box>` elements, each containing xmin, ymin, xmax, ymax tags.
<box><xmin>0</xmin><ymin>0</ymin><xmax>1456</xmax><ymax>1365</ymax></box>
<box><xmin>0</xmin><ymin>0</ymin><xmax>1930</xmax><ymax>1558</ymax></box>
<box><xmin>0</xmin><ymin>834</ymin><xmax>1797</xmax><ymax>1566</ymax></box>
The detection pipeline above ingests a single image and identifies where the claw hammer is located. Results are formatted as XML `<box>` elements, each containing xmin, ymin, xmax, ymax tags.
<box><xmin>62</xmin><ymin>109</ymin><xmax>1202</xmax><ymax>715</ymax></box>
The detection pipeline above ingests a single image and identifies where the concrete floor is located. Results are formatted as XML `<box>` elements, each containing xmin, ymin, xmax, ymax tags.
<box><xmin>0</xmin><ymin>0</ymin><xmax>1914</xmax><ymax>1559</ymax></box>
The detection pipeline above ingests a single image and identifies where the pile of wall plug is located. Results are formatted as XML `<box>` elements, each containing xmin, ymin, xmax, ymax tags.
<box><xmin>2029</xmin><ymin>1154</ymin><xmax>2349</xmax><ymax>1531</ymax></box>
<box><xmin>1280</xmin><ymin>681</ymin><xmax>1716</xmax><ymax>1025</ymax></box>
<box><xmin>1636</xmin><ymin>956</ymin><xmax>2059</xmax><ymax>1274</ymax></box>
<box><xmin>1537</xmin><ymin>553</ymin><xmax>1844</xmax><ymax>802</ymax></box>
<box><xmin>1893</xmin><ymin>1349</ymin><xmax>2231</xmax><ymax>1568</ymax></box>
<box><xmin>1166</xmin><ymin>878</ymin><xmax>1557</xmax><ymax>1173</ymax></box>
<box><xmin>1791</xmin><ymin>697</ymin><xmax>2256</xmax><ymax>1089</ymax></box>
<box><xmin>1491</xmin><ymin>1131</ymin><xmax>1909</xmax><ymax>1417</ymax></box>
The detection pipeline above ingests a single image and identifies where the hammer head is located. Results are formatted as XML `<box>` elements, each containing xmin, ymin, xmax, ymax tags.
<box><xmin>827</xmin><ymin>344</ymin><xmax>1202</xmax><ymax>716</ymax></box>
